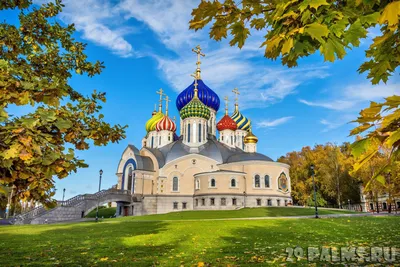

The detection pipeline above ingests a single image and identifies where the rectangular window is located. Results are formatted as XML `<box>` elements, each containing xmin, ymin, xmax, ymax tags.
<box><xmin>284</xmin><ymin>200</ymin><xmax>288</xmax><ymax>206</ymax></box>
<box><xmin>267</xmin><ymin>199</ymin><xmax>272</xmax><ymax>206</ymax></box>
<box><xmin>182</xmin><ymin>202</ymin><xmax>187</xmax><ymax>209</ymax></box>
<box><xmin>210</xmin><ymin>198</ymin><xmax>215</xmax><ymax>206</ymax></box>
<box><xmin>383</xmin><ymin>202</ymin><xmax>387</xmax><ymax>210</ymax></box>
<box><xmin>187</xmin><ymin>124</ymin><xmax>191</xmax><ymax>143</ymax></box>
<box><xmin>277</xmin><ymin>199</ymin><xmax>281</xmax><ymax>206</ymax></box>
<box><xmin>201</xmin><ymin>198</ymin><xmax>205</xmax><ymax>206</ymax></box>
<box><xmin>221</xmin><ymin>198</ymin><xmax>226</xmax><ymax>206</ymax></box>
<box><xmin>199</xmin><ymin>123</ymin><xmax>202</xmax><ymax>142</ymax></box>
<box><xmin>397</xmin><ymin>202</ymin><xmax>400</xmax><ymax>209</ymax></box>
<box><xmin>195</xmin><ymin>199</ymin><xmax>199</xmax><ymax>207</ymax></box>
<box><xmin>173</xmin><ymin>202</ymin><xmax>178</xmax><ymax>209</ymax></box>
<box><xmin>232</xmin><ymin>198</ymin><xmax>237</xmax><ymax>206</ymax></box>
<box><xmin>256</xmin><ymin>199</ymin><xmax>261</xmax><ymax>206</ymax></box>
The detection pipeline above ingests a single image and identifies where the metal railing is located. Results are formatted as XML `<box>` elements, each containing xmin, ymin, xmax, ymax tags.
<box><xmin>14</xmin><ymin>188</ymin><xmax>132</xmax><ymax>223</ymax></box>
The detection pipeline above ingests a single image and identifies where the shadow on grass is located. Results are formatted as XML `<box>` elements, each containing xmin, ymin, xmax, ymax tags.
<box><xmin>0</xmin><ymin>216</ymin><xmax>399</xmax><ymax>266</ymax></box>
<box><xmin>0</xmin><ymin>220</ymin><xmax>170</xmax><ymax>266</ymax></box>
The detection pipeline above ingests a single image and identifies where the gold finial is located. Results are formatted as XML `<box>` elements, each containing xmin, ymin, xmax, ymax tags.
<box><xmin>224</xmin><ymin>96</ymin><xmax>229</xmax><ymax>115</ymax></box>
<box><xmin>191</xmin><ymin>72</ymin><xmax>199</xmax><ymax>98</ymax></box>
<box><xmin>164</xmin><ymin>95</ymin><xmax>171</xmax><ymax>116</ymax></box>
<box><xmin>156</xmin><ymin>88</ymin><xmax>165</xmax><ymax>112</ymax></box>
<box><xmin>192</xmin><ymin>45</ymin><xmax>205</xmax><ymax>79</ymax></box>
<box><xmin>232</xmin><ymin>87</ymin><xmax>240</xmax><ymax>111</ymax></box>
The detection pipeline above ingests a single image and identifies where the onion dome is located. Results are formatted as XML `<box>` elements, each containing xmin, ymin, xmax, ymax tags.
<box><xmin>176</xmin><ymin>79</ymin><xmax>220</xmax><ymax>112</ymax></box>
<box><xmin>156</xmin><ymin>116</ymin><xmax>176</xmax><ymax>132</ymax></box>
<box><xmin>145</xmin><ymin>112</ymin><xmax>164</xmax><ymax>132</ymax></box>
<box><xmin>180</xmin><ymin>79</ymin><xmax>211</xmax><ymax>120</ymax></box>
<box><xmin>244</xmin><ymin>128</ymin><xmax>258</xmax><ymax>144</ymax></box>
<box><xmin>217</xmin><ymin>115</ymin><xmax>237</xmax><ymax>131</ymax></box>
<box><xmin>180</xmin><ymin>97</ymin><xmax>211</xmax><ymax>120</ymax></box>
<box><xmin>231</xmin><ymin>107</ymin><xmax>251</xmax><ymax>131</ymax></box>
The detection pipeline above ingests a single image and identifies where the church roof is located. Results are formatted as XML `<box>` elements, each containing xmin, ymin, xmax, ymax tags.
<box><xmin>176</xmin><ymin>79</ymin><xmax>220</xmax><ymax>112</ymax></box>
<box><xmin>144</xmin><ymin>136</ymin><xmax>273</xmax><ymax>168</ymax></box>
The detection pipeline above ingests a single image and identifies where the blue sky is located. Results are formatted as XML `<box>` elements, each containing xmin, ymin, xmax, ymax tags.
<box><xmin>4</xmin><ymin>0</ymin><xmax>400</xmax><ymax>200</ymax></box>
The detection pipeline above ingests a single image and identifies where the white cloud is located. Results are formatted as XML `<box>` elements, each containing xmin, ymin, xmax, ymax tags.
<box><xmin>299</xmin><ymin>99</ymin><xmax>355</xmax><ymax>111</ymax></box>
<box><xmin>299</xmin><ymin>82</ymin><xmax>400</xmax><ymax>111</ymax></box>
<box><xmin>344</xmin><ymin>83</ymin><xmax>400</xmax><ymax>101</ymax></box>
<box><xmin>35</xmin><ymin>0</ymin><xmax>330</xmax><ymax>109</ymax></box>
<box><xmin>256</xmin><ymin>117</ymin><xmax>294</xmax><ymax>128</ymax></box>
<box><xmin>320</xmin><ymin>119</ymin><xmax>343</xmax><ymax>132</ymax></box>
<box><xmin>34</xmin><ymin>0</ymin><xmax>135</xmax><ymax>57</ymax></box>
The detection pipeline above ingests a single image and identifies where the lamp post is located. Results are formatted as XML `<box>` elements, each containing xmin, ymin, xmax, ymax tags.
<box><xmin>95</xmin><ymin>169</ymin><xmax>103</xmax><ymax>222</ymax></box>
<box><xmin>62</xmin><ymin>188</ymin><xmax>66</xmax><ymax>206</ymax></box>
<box><xmin>348</xmin><ymin>199</ymin><xmax>351</xmax><ymax>210</ymax></box>
<box><xmin>310</xmin><ymin>164</ymin><xmax>318</xmax><ymax>218</ymax></box>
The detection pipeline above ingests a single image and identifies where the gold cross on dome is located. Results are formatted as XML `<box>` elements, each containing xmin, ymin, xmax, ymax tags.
<box><xmin>232</xmin><ymin>87</ymin><xmax>240</xmax><ymax>105</ymax></box>
<box><xmin>156</xmin><ymin>88</ymin><xmax>165</xmax><ymax>112</ymax></box>
<box><xmin>163</xmin><ymin>95</ymin><xmax>171</xmax><ymax>115</ymax></box>
<box><xmin>192</xmin><ymin>45</ymin><xmax>205</xmax><ymax>79</ymax></box>
<box><xmin>224</xmin><ymin>96</ymin><xmax>229</xmax><ymax>115</ymax></box>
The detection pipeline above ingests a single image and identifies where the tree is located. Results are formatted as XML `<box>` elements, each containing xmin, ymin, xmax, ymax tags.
<box><xmin>0</xmin><ymin>0</ymin><xmax>126</xmax><ymax>207</ymax></box>
<box><xmin>279</xmin><ymin>143</ymin><xmax>361</xmax><ymax>207</ymax></box>
<box><xmin>190</xmin><ymin>0</ymin><xmax>400</xmax><ymax>186</ymax></box>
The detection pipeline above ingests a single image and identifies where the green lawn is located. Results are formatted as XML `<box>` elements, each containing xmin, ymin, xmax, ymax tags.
<box><xmin>0</xmin><ymin>213</ymin><xmax>398</xmax><ymax>266</ymax></box>
<box><xmin>123</xmin><ymin>207</ymin><xmax>360</xmax><ymax>221</ymax></box>
<box><xmin>85</xmin><ymin>207</ymin><xmax>116</xmax><ymax>218</ymax></box>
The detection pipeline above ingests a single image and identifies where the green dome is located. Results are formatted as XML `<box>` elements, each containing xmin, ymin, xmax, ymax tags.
<box><xmin>145</xmin><ymin>111</ymin><xmax>164</xmax><ymax>132</ymax></box>
<box><xmin>180</xmin><ymin>97</ymin><xmax>210</xmax><ymax>120</ymax></box>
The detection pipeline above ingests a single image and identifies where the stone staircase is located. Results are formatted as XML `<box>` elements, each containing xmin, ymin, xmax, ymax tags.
<box><xmin>14</xmin><ymin>188</ymin><xmax>135</xmax><ymax>225</ymax></box>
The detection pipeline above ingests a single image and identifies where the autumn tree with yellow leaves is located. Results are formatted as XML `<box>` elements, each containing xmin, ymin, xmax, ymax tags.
<box><xmin>0</xmin><ymin>1</ymin><xmax>126</xmax><ymax>207</ymax></box>
<box><xmin>190</xmin><ymin>0</ymin><xmax>400</xmax><ymax>190</ymax></box>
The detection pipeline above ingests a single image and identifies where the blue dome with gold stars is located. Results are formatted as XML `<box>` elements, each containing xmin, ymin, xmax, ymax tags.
<box><xmin>176</xmin><ymin>79</ymin><xmax>220</xmax><ymax>112</ymax></box>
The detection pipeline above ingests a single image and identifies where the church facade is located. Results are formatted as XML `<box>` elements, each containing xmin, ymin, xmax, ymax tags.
<box><xmin>116</xmin><ymin>46</ymin><xmax>291</xmax><ymax>216</ymax></box>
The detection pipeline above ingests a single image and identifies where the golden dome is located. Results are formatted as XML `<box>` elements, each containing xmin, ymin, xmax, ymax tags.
<box><xmin>244</xmin><ymin>128</ymin><xmax>258</xmax><ymax>144</ymax></box>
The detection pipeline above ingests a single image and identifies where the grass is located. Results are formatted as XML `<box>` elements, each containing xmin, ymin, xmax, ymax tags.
<box><xmin>85</xmin><ymin>207</ymin><xmax>116</xmax><ymax>218</ymax></box>
<box><xmin>123</xmin><ymin>207</ymin><xmax>360</xmax><ymax>221</ymax></box>
<box><xmin>0</xmin><ymin>209</ymin><xmax>398</xmax><ymax>266</ymax></box>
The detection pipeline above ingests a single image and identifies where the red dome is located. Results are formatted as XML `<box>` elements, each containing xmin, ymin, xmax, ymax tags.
<box><xmin>217</xmin><ymin>115</ymin><xmax>237</xmax><ymax>131</ymax></box>
<box><xmin>156</xmin><ymin>116</ymin><xmax>177</xmax><ymax>132</ymax></box>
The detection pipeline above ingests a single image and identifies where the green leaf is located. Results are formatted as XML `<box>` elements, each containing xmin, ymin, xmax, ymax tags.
<box><xmin>250</xmin><ymin>18</ymin><xmax>266</xmax><ymax>30</ymax></box>
<box><xmin>229</xmin><ymin>22</ymin><xmax>250</xmax><ymax>48</ymax></box>
<box><xmin>384</xmin><ymin>128</ymin><xmax>400</xmax><ymax>147</ymax></box>
<box><xmin>304</xmin><ymin>23</ymin><xmax>329</xmax><ymax>43</ymax></box>
<box><xmin>55</xmin><ymin>119</ymin><xmax>73</xmax><ymax>130</ymax></box>
<box><xmin>351</xmin><ymin>138</ymin><xmax>371</xmax><ymax>157</ymax></box>
<box><xmin>330</xmin><ymin>18</ymin><xmax>348</xmax><ymax>38</ymax></box>
<box><xmin>353</xmin><ymin>148</ymin><xmax>379</xmax><ymax>172</ymax></box>
<box><xmin>360</xmin><ymin>12</ymin><xmax>380</xmax><ymax>26</ymax></box>
<box><xmin>320</xmin><ymin>36</ymin><xmax>346</xmax><ymax>62</ymax></box>
<box><xmin>299</xmin><ymin>0</ymin><xmax>330</xmax><ymax>12</ymax></box>
<box><xmin>344</xmin><ymin>19</ymin><xmax>368</xmax><ymax>47</ymax></box>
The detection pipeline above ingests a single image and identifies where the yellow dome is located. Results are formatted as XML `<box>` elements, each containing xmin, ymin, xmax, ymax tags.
<box><xmin>145</xmin><ymin>112</ymin><xmax>164</xmax><ymax>132</ymax></box>
<box><xmin>244</xmin><ymin>129</ymin><xmax>258</xmax><ymax>144</ymax></box>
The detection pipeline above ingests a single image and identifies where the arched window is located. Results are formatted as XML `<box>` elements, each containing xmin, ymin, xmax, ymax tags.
<box><xmin>127</xmin><ymin>166</ymin><xmax>133</xmax><ymax>191</ymax></box>
<box><xmin>173</xmin><ymin>177</ymin><xmax>179</xmax><ymax>192</ymax></box>
<box><xmin>231</xmin><ymin>135</ymin><xmax>233</xmax><ymax>145</ymax></box>
<box><xmin>199</xmin><ymin>123</ymin><xmax>202</xmax><ymax>142</ymax></box>
<box><xmin>159</xmin><ymin>136</ymin><xmax>161</xmax><ymax>145</ymax></box>
<box><xmin>195</xmin><ymin>179</ymin><xmax>200</xmax><ymax>190</ymax></box>
<box><xmin>187</xmin><ymin>124</ymin><xmax>191</xmax><ymax>143</ymax></box>
<box><xmin>254</xmin><ymin>175</ymin><xmax>261</xmax><ymax>188</ymax></box>
<box><xmin>210</xmin><ymin>178</ymin><xmax>216</xmax><ymax>187</ymax></box>
<box><xmin>264</xmin><ymin>175</ymin><xmax>270</xmax><ymax>188</ymax></box>
<box><xmin>231</xmin><ymin>178</ymin><xmax>236</xmax><ymax>187</ymax></box>
<box><xmin>193</xmin><ymin>123</ymin><xmax>196</xmax><ymax>143</ymax></box>
<box><xmin>242</xmin><ymin>136</ymin><xmax>244</xmax><ymax>149</ymax></box>
<box><xmin>151</xmin><ymin>136</ymin><xmax>154</xmax><ymax>148</ymax></box>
